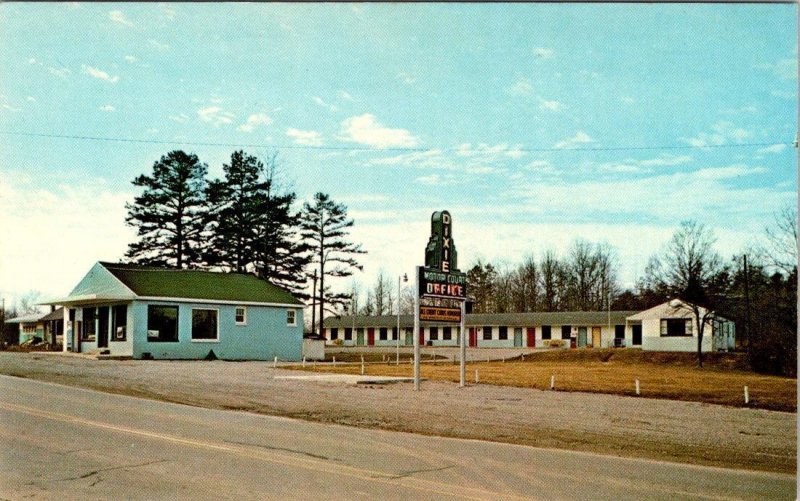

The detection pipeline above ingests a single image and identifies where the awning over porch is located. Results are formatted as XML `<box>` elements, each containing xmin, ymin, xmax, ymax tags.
<box><xmin>38</xmin><ymin>294</ymin><xmax>136</xmax><ymax>307</ymax></box>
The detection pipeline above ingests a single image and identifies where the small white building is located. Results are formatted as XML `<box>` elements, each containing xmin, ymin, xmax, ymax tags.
<box><xmin>625</xmin><ymin>299</ymin><xmax>735</xmax><ymax>352</ymax></box>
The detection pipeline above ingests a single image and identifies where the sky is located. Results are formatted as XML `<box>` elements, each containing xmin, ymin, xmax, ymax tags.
<box><xmin>0</xmin><ymin>3</ymin><xmax>797</xmax><ymax>309</ymax></box>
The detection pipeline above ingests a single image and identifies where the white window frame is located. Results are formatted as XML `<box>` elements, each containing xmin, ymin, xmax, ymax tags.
<box><xmin>235</xmin><ymin>306</ymin><xmax>247</xmax><ymax>326</ymax></box>
<box><xmin>286</xmin><ymin>309</ymin><xmax>297</xmax><ymax>326</ymax></box>
<box><xmin>191</xmin><ymin>308</ymin><xmax>220</xmax><ymax>343</ymax></box>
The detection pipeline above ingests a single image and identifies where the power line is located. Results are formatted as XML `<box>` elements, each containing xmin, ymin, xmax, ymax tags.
<box><xmin>0</xmin><ymin>130</ymin><xmax>789</xmax><ymax>154</ymax></box>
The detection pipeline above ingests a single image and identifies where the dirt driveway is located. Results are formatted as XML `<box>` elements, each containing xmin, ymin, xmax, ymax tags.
<box><xmin>0</xmin><ymin>352</ymin><xmax>794</xmax><ymax>474</ymax></box>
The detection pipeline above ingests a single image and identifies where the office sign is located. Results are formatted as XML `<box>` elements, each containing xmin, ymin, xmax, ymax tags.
<box><xmin>419</xmin><ymin>306</ymin><xmax>462</xmax><ymax>323</ymax></box>
<box><xmin>419</xmin><ymin>267</ymin><xmax>467</xmax><ymax>299</ymax></box>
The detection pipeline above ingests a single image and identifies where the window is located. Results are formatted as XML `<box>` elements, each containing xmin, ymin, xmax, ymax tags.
<box><xmin>82</xmin><ymin>307</ymin><xmax>96</xmax><ymax>341</ymax></box>
<box><xmin>330</xmin><ymin>328</ymin><xmax>339</xmax><ymax>340</ymax></box>
<box><xmin>499</xmin><ymin>326</ymin><xmax>508</xmax><ymax>340</ymax></box>
<box><xmin>482</xmin><ymin>326</ymin><xmax>492</xmax><ymax>340</ymax></box>
<box><xmin>235</xmin><ymin>307</ymin><xmax>247</xmax><ymax>325</ymax></box>
<box><xmin>660</xmin><ymin>318</ymin><xmax>692</xmax><ymax>337</ymax></box>
<box><xmin>111</xmin><ymin>305</ymin><xmax>127</xmax><ymax>341</ymax></box>
<box><xmin>344</xmin><ymin>327</ymin><xmax>352</xmax><ymax>341</ymax></box>
<box><xmin>287</xmin><ymin>309</ymin><xmax>296</xmax><ymax>326</ymax></box>
<box><xmin>147</xmin><ymin>305</ymin><xmax>178</xmax><ymax>342</ymax></box>
<box><xmin>614</xmin><ymin>325</ymin><xmax>625</xmax><ymax>340</ymax></box>
<box><xmin>443</xmin><ymin>327</ymin><xmax>452</xmax><ymax>341</ymax></box>
<box><xmin>632</xmin><ymin>325</ymin><xmax>642</xmax><ymax>345</ymax></box>
<box><xmin>430</xmin><ymin>327</ymin><xmax>438</xmax><ymax>340</ymax></box>
<box><xmin>561</xmin><ymin>325</ymin><xmax>571</xmax><ymax>340</ymax></box>
<box><xmin>192</xmin><ymin>309</ymin><xmax>218</xmax><ymax>341</ymax></box>
<box><xmin>542</xmin><ymin>325</ymin><xmax>552</xmax><ymax>340</ymax></box>
<box><xmin>379</xmin><ymin>327</ymin><xmax>388</xmax><ymax>341</ymax></box>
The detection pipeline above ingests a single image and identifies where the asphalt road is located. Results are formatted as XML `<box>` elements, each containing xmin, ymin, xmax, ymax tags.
<box><xmin>0</xmin><ymin>376</ymin><xmax>794</xmax><ymax>500</ymax></box>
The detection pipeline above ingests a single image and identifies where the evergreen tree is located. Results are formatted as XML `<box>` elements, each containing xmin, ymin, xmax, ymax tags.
<box><xmin>125</xmin><ymin>150</ymin><xmax>208</xmax><ymax>268</ymax></box>
<box><xmin>299</xmin><ymin>193</ymin><xmax>366</xmax><ymax>336</ymax></box>
<box><xmin>205</xmin><ymin>150</ymin><xmax>265</xmax><ymax>272</ymax></box>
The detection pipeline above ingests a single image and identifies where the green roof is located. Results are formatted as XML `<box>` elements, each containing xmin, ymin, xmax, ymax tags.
<box><xmin>100</xmin><ymin>262</ymin><xmax>303</xmax><ymax>305</ymax></box>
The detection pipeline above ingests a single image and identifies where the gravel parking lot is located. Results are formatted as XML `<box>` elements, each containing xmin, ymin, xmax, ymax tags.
<box><xmin>0</xmin><ymin>352</ymin><xmax>794</xmax><ymax>474</ymax></box>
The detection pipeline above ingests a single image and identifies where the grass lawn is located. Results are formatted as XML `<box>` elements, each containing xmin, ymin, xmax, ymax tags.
<box><xmin>294</xmin><ymin>349</ymin><xmax>797</xmax><ymax>412</ymax></box>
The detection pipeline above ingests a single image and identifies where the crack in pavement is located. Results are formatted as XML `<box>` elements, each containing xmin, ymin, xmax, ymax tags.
<box><xmin>224</xmin><ymin>440</ymin><xmax>340</xmax><ymax>462</ymax></box>
<box><xmin>54</xmin><ymin>459</ymin><xmax>170</xmax><ymax>482</ymax></box>
<box><xmin>383</xmin><ymin>464</ymin><xmax>456</xmax><ymax>480</ymax></box>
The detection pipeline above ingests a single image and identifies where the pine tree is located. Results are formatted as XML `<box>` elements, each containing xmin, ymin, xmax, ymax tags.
<box><xmin>299</xmin><ymin>193</ymin><xmax>366</xmax><ymax>336</ymax></box>
<box><xmin>205</xmin><ymin>150</ymin><xmax>265</xmax><ymax>272</ymax></box>
<box><xmin>125</xmin><ymin>150</ymin><xmax>208</xmax><ymax>268</ymax></box>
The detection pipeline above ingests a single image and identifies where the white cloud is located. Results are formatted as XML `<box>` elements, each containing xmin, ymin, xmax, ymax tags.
<box><xmin>339</xmin><ymin>114</ymin><xmax>419</xmax><ymax>149</ymax></box>
<box><xmin>0</xmin><ymin>173</ymin><xmax>135</xmax><ymax>300</ymax></box>
<box><xmin>639</xmin><ymin>155</ymin><xmax>692</xmax><ymax>167</ymax></box>
<box><xmin>286</xmin><ymin>128</ymin><xmax>323</xmax><ymax>146</ymax></box>
<box><xmin>506</xmin><ymin>78</ymin><xmax>534</xmax><ymax>96</ymax></box>
<box><xmin>553</xmin><ymin>131</ymin><xmax>594</xmax><ymax>149</ymax></box>
<box><xmin>720</xmin><ymin>105</ymin><xmax>757</xmax><ymax>115</ymax></box>
<box><xmin>160</xmin><ymin>3</ymin><xmax>176</xmax><ymax>20</ymax></box>
<box><xmin>147</xmin><ymin>128</ymin><xmax>159</xmax><ymax>134</ymax></box>
<box><xmin>756</xmin><ymin>143</ymin><xmax>787</xmax><ymax>154</ymax></box>
<box><xmin>771</xmin><ymin>89</ymin><xmax>796</xmax><ymax>99</ymax></box>
<box><xmin>532</xmin><ymin>47</ymin><xmax>554</xmax><ymax>59</ymax></box>
<box><xmin>620</xmin><ymin>96</ymin><xmax>635</xmax><ymax>104</ymax></box>
<box><xmin>539</xmin><ymin>99</ymin><xmax>563</xmax><ymax>112</ymax></box>
<box><xmin>81</xmin><ymin>65</ymin><xmax>120</xmax><ymax>83</ymax></box>
<box><xmin>338</xmin><ymin>90</ymin><xmax>355</xmax><ymax>101</ymax></box>
<box><xmin>108</xmin><ymin>10</ymin><xmax>133</xmax><ymax>27</ymax></box>
<box><xmin>169</xmin><ymin>113</ymin><xmax>189</xmax><ymax>123</ymax></box>
<box><xmin>99</xmin><ymin>104</ymin><xmax>115</xmax><ymax>112</ymax></box>
<box><xmin>124</xmin><ymin>55</ymin><xmax>138</xmax><ymax>63</ymax></box>
<box><xmin>197</xmin><ymin>106</ymin><xmax>235</xmax><ymax>126</ymax></box>
<box><xmin>237</xmin><ymin>113</ymin><xmax>272</xmax><ymax>132</ymax></box>
<box><xmin>28</xmin><ymin>58</ymin><xmax>37</xmax><ymax>65</ymax></box>
<box><xmin>26</xmin><ymin>96</ymin><xmax>36</xmax><ymax>102</ymax></box>
<box><xmin>682</xmin><ymin>121</ymin><xmax>750</xmax><ymax>147</ymax></box>
<box><xmin>312</xmin><ymin>96</ymin><xmax>338</xmax><ymax>112</ymax></box>
<box><xmin>48</xmin><ymin>66</ymin><xmax>70</xmax><ymax>79</ymax></box>
<box><xmin>397</xmin><ymin>72</ymin><xmax>416</xmax><ymax>85</ymax></box>
<box><xmin>148</xmin><ymin>39</ymin><xmax>170</xmax><ymax>51</ymax></box>
<box><xmin>415</xmin><ymin>174</ymin><xmax>458</xmax><ymax>186</ymax></box>
<box><xmin>756</xmin><ymin>57</ymin><xmax>798</xmax><ymax>81</ymax></box>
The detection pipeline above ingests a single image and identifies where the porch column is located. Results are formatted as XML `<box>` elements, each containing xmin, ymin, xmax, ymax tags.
<box><xmin>62</xmin><ymin>306</ymin><xmax>69</xmax><ymax>352</ymax></box>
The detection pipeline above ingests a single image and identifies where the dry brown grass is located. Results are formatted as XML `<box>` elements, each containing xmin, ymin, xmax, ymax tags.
<box><xmin>296</xmin><ymin>349</ymin><xmax>797</xmax><ymax>412</ymax></box>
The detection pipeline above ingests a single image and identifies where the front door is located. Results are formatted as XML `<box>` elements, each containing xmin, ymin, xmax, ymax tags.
<box><xmin>356</xmin><ymin>329</ymin><xmax>365</xmax><ymax>346</ymax></box>
<box><xmin>513</xmin><ymin>328</ymin><xmax>523</xmax><ymax>347</ymax></box>
<box><xmin>367</xmin><ymin>328</ymin><xmax>375</xmax><ymax>346</ymax></box>
<box><xmin>405</xmin><ymin>330</ymin><xmax>413</xmax><ymax>346</ymax></box>
<box><xmin>632</xmin><ymin>325</ymin><xmax>642</xmax><ymax>346</ymax></box>
<box><xmin>469</xmin><ymin>328</ymin><xmax>477</xmax><ymax>347</ymax></box>
<box><xmin>418</xmin><ymin>328</ymin><xmax>425</xmax><ymax>346</ymax></box>
<box><xmin>526</xmin><ymin>327</ymin><xmax>535</xmax><ymax>347</ymax></box>
<box><xmin>592</xmin><ymin>327</ymin><xmax>601</xmax><ymax>347</ymax></box>
<box><xmin>578</xmin><ymin>327</ymin><xmax>587</xmax><ymax>347</ymax></box>
<box><xmin>97</xmin><ymin>306</ymin><xmax>109</xmax><ymax>349</ymax></box>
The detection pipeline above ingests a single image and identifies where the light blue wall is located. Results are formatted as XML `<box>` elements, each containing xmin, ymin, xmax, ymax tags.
<box><xmin>131</xmin><ymin>300</ymin><xmax>303</xmax><ymax>361</ymax></box>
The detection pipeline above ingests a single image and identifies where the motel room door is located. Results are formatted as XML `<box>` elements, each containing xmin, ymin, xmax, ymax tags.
<box><xmin>591</xmin><ymin>327</ymin><xmax>601</xmax><ymax>348</ymax></box>
<box><xmin>356</xmin><ymin>329</ymin><xmax>365</xmax><ymax>346</ymax></box>
<box><xmin>526</xmin><ymin>327</ymin><xmax>536</xmax><ymax>347</ymax></box>
<box><xmin>577</xmin><ymin>327</ymin><xmax>587</xmax><ymax>348</ymax></box>
<box><xmin>405</xmin><ymin>329</ymin><xmax>413</xmax><ymax>346</ymax></box>
<box><xmin>367</xmin><ymin>328</ymin><xmax>375</xmax><ymax>346</ymax></box>
<box><xmin>97</xmin><ymin>306</ymin><xmax>109</xmax><ymax>349</ymax></box>
<box><xmin>513</xmin><ymin>328</ymin><xmax>523</xmax><ymax>347</ymax></box>
<box><xmin>469</xmin><ymin>328</ymin><xmax>477</xmax><ymax>347</ymax></box>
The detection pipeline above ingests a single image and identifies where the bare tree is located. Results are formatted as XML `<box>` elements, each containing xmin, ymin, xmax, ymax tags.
<box><xmin>539</xmin><ymin>249</ymin><xmax>563</xmax><ymax>311</ymax></box>
<box><xmin>18</xmin><ymin>291</ymin><xmax>43</xmax><ymax>315</ymax></box>
<box><xmin>643</xmin><ymin>221</ymin><xmax>725</xmax><ymax>367</ymax></box>
<box><xmin>761</xmin><ymin>204</ymin><xmax>798</xmax><ymax>275</ymax></box>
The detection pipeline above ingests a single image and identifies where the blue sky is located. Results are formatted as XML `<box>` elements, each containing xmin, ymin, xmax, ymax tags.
<box><xmin>0</xmin><ymin>3</ymin><xmax>796</xmax><ymax>306</ymax></box>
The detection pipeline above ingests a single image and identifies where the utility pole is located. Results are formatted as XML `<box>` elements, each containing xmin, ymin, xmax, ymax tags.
<box><xmin>743</xmin><ymin>254</ymin><xmax>751</xmax><ymax>356</ymax></box>
<box><xmin>311</xmin><ymin>270</ymin><xmax>318</xmax><ymax>337</ymax></box>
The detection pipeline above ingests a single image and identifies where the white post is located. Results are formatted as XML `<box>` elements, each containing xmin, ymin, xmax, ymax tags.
<box><xmin>62</xmin><ymin>306</ymin><xmax>69</xmax><ymax>352</ymax></box>
<box><xmin>459</xmin><ymin>300</ymin><xmax>466</xmax><ymax>387</ymax></box>
<box><xmin>413</xmin><ymin>266</ymin><xmax>421</xmax><ymax>391</ymax></box>
<box><xmin>332</xmin><ymin>356</ymin><xmax>336</xmax><ymax>366</ymax></box>
<box><xmin>302</xmin><ymin>356</ymin><xmax>306</xmax><ymax>368</ymax></box>
<box><xmin>744</xmin><ymin>386</ymin><xmax>749</xmax><ymax>404</ymax></box>
<box><xmin>474</xmin><ymin>369</ymin><xmax>479</xmax><ymax>384</ymax></box>
<box><xmin>635</xmin><ymin>378</ymin><xmax>640</xmax><ymax>395</ymax></box>
<box><xmin>550</xmin><ymin>375</ymin><xmax>555</xmax><ymax>390</ymax></box>
<box><xmin>396</xmin><ymin>274</ymin><xmax>402</xmax><ymax>366</ymax></box>
<box><xmin>361</xmin><ymin>360</ymin><xmax>365</xmax><ymax>375</ymax></box>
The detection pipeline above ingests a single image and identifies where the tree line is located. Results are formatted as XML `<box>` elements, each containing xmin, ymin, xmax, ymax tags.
<box><xmin>124</xmin><ymin>150</ymin><xmax>366</xmax><ymax>335</ymax></box>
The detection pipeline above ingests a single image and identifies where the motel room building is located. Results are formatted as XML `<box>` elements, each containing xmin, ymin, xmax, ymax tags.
<box><xmin>41</xmin><ymin>262</ymin><xmax>305</xmax><ymax>360</ymax></box>
<box><xmin>322</xmin><ymin>300</ymin><xmax>735</xmax><ymax>352</ymax></box>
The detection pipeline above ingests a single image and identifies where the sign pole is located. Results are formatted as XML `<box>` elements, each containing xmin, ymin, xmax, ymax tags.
<box><xmin>413</xmin><ymin>265</ymin><xmax>421</xmax><ymax>391</ymax></box>
<box><xmin>459</xmin><ymin>299</ymin><xmax>466</xmax><ymax>387</ymax></box>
